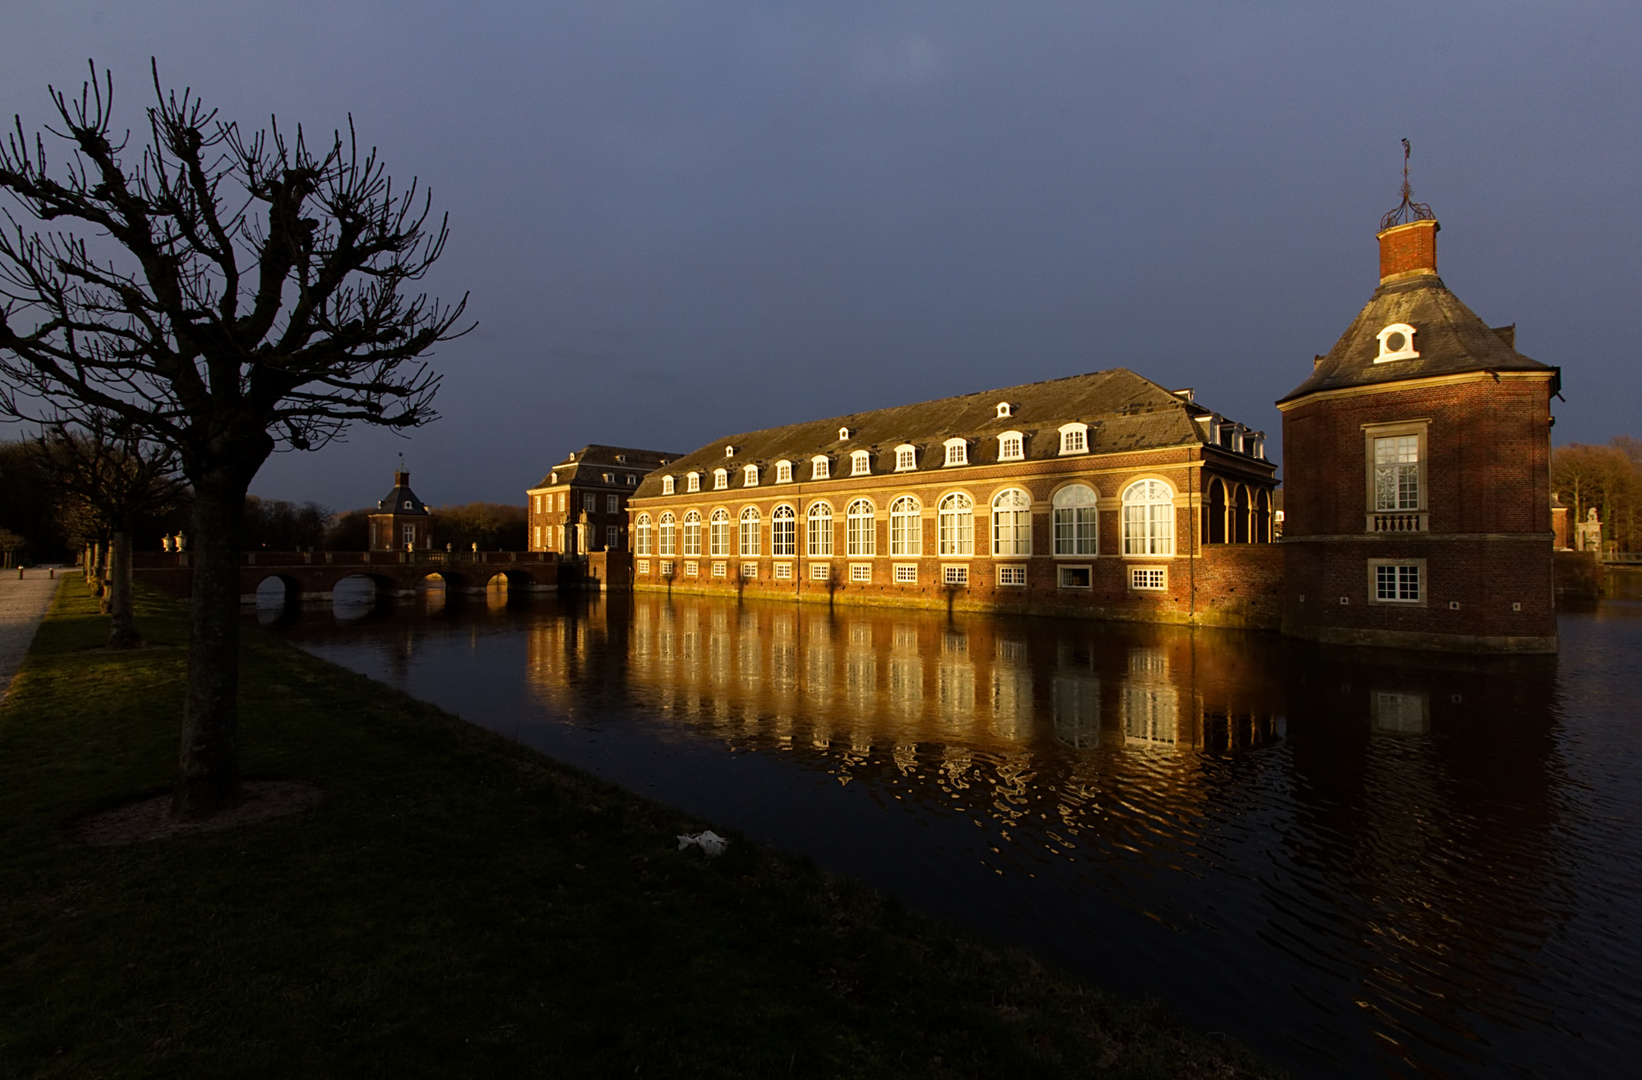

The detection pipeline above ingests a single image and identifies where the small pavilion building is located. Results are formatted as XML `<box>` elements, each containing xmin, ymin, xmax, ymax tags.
<box><xmin>367</xmin><ymin>470</ymin><xmax>434</xmax><ymax>552</ymax></box>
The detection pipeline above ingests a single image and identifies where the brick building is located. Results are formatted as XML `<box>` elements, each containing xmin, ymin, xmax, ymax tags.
<box><xmin>367</xmin><ymin>470</ymin><xmax>434</xmax><ymax>552</ymax></box>
<box><xmin>626</xmin><ymin>369</ymin><xmax>1281</xmax><ymax>625</ymax></box>
<box><xmin>1277</xmin><ymin>199</ymin><xmax>1560</xmax><ymax>652</ymax></box>
<box><xmin>527</xmin><ymin>445</ymin><xmax>680</xmax><ymax>556</ymax></box>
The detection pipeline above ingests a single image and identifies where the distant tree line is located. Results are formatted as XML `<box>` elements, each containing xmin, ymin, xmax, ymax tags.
<box><xmin>1553</xmin><ymin>436</ymin><xmax>1641</xmax><ymax>552</ymax></box>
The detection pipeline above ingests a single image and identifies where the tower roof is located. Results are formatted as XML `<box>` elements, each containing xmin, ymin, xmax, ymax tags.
<box><xmin>374</xmin><ymin>470</ymin><xmax>430</xmax><ymax>516</ymax></box>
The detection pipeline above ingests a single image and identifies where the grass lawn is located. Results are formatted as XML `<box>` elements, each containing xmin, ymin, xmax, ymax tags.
<box><xmin>0</xmin><ymin>582</ymin><xmax>1283</xmax><ymax>1078</ymax></box>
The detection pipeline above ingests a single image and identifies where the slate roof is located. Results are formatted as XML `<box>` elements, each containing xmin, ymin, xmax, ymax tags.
<box><xmin>375</xmin><ymin>473</ymin><xmax>430</xmax><ymax>516</ymax></box>
<box><xmin>1279</xmin><ymin>272</ymin><xmax>1559</xmax><ymax>404</ymax></box>
<box><xmin>532</xmin><ymin>445</ymin><xmax>682</xmax><ymax>489</ymax></box>
<box><xmin>634</xmin><ymin>368</ymin><xmax>1267</xmax><ymax>500</ymax></box>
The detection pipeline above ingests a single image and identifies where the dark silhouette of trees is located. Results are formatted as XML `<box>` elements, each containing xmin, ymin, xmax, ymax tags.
<box><xmin>431</xmin><ymin>502</ymin><xmax>526</xmax><ymax>551</ymax></box>
<box><xmin>0</xmin><ymin>438</ymin><xmax>70</xmax><ymax>562</ymax></box>
<box><xmin>324</xmin><ymin>508</ymin><xmax>371</xmax><ymax>551</ymax></box>
<box><xmin>0</xmin><ymin>63</ymin><xmax>468</xmax><ymax>816</ymax></box>
<box><xmin>242</xmin><ymin>496</ymin><xmax>331</xmax><ymax>551</ymax></box>
<box><xmin>38</xmin><ymin>411</ymin><xmax>185</xmax><ymax>647</ymax></box>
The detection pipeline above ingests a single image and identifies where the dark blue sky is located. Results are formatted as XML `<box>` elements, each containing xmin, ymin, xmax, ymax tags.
<box><xmin>7</xmin><ymin>2</ymin><xmax>1638</xmax><ymax>512</ymax></box>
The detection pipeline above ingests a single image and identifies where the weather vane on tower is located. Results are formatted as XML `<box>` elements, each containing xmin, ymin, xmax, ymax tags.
<box><xmin>1381</xmin><ymin>138</ymin><xmax>1435</xmax><ymax>230</ymax></box>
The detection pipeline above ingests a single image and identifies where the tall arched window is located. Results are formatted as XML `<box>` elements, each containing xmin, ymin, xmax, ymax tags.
<box><xmin>938</xmin><ymin>492</ymin><xmax>974</xmax><ymax>555</ymax></box>
<box><xmin>739</xmin><ymin>507</ymin><xmax>761</xmax><ymax>556</ymax></box>
<box><xmin>659</xmin><ymin>512</ymin><xmax>676</xmax><ymax>556</ymax></box>
<box><xmin>847</xmin><ymin>499</ymin><xmax>876</xmax><ymax>556</ymax></box>
<box><xmin>683</xmin><ymin>510</ymin><xmax>702</xmax><ymax>557</ymax></box>
<box><xmin>772</xmin><ymin>505</ymin><xmax>796</xmax><ymax>556</ymax></box>
<box><xmin>636</xmin><ymin>513</ymin><xmax>653</xmax><ymax>555</ymax></box>
<box><xmin>1122</xmin><ymin>480</ymin><xmax>1174</xmax><ymax>556</ymax></box>
<box><xmin>991</xmin><ymin>489</ymin><xmax>1032</xmax><ymax>556</ymax></box>
<box><xmin>807</xmin><ymin>502</ymin><xmax>834</xmax><ymax>557</ymax></box>
<box><xmin>713</xmin><ymin>468</ymin><xmax>728</xmax><ymax>491</ymax></box>
<box><xmin>709</xmin><ymin>508</ymin><xmax>730</xmax><ymax>557</ymax></box>
<box><xmin>890</xmin><ymin>496</ymin><xmax>921</xmax><ymax>556</ymax></box>
<box><xmin>1053</xmin><ymin>484</ymin><xmax>1098</xmax><ymax>555</ymax></box>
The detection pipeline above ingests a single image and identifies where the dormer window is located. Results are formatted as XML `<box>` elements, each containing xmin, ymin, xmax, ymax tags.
<box><xmin>838</xmin><ymin>427</ymin><xmax>852</xmax><ymax>441</ymax></box>
<box><xmin>1375</xmin><ymin>322</ymin><xmax>1420</xmax><ymax>363</ymax></box>
<box><xmin>615</xmin><ymin>454</ymin><xmax>626</xmax><ymax>463</ymax></box>
<box><xmin>713</xmin><ymin>468</ymin><xmax>728</xmax><ymax>490</ymax></box>
<box><xmin>996</xmin><ymin>401</ymin><xmax>1013</xmax><ymax>419</ymax></box>
<box><xmin>851</xmin><ymin>449</ymin><xmax>871</xmax><ymax>476</ymax></box>
<box><xmin>811</xmin><ymin>455</ymin><xmax>830</xmax><ymax>480</ymax></box>
<box><xmin>724</xmin><ymin>445</ymin><xmax>736</xmax><ymax>458</ymax></box>
<box><xmin>775</xmin><ymin>460</ymin><xmax>793</xmax><ymax>483</ymax></box>
<box><xmin>662</xmin><ymin>476</ymin><xmax>675</xmax><ymax>495</ymax></box>
<box><xmin>403</xmin><ymin>500</ymin><xmax>413</xmax><ymax>509</ymax></box>
<box><xmin>743</xmin><ymin>464</ymin><xmax>759</xmax><ymax>487</ymax></box>
<box><xmin>602</xmin><ymin>472</ymin><xmax>612</xmax><ymax>483</ymax></box>
<box><xmin>997</xmin><ymin>431</ymin><xmax>1024</xmax><ymax>461</ymax></box>
<box><xmin>1247</xmin><ymin>433</ymin><xmax>1265</xmax><ymax>459</ymax></box>
<box><xmin>895</xmin><ymin>444</ymin><xmax>917</xmax><ymax>471</ymax></box>
<box><xmin>943</xmin><ymin>438</ymin><xmax>968</xmax><ymax>467</ymax></box>
<box><xmin>686</xmin><ymin>472</ymin><xmax>700</xmax><ymax>493</ymax></box>
<box><xmin>550</xmin><ymin>471</ymin><xmax>558</xmax><ymax>484</ymax></box>
<box><xmin>1058</xmin><ymin>423</ymin><xmax>1089</xmax><ymax>455</ymax></box>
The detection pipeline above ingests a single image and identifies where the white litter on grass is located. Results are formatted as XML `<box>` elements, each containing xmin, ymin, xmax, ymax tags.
<box><xmin>677</xmin><ymin>830</ymin><xmax>728</xmax><ymax>857</ymax></box>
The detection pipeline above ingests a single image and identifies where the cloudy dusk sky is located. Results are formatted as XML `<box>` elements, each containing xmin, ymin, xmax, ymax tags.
<box><xmin>5</xmin><ymin>2</ymin><xmax>1638</xmax><ymax>511</ymax></box>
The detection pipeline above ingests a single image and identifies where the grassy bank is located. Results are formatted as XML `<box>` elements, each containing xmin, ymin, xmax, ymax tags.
<box><xmin>0</xmin><ymin>583</ymin><xmax>1282</xmax><ymax>1078</ymax></box>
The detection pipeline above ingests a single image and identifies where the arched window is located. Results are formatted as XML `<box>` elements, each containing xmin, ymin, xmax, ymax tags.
<box><xmin>683</xmin><ymin>510</ymin><xmax>702</xmax><ymax>557</ymax></box>
<box><xmin>1205</xmin><ymin>478</ymin><xmax>1227</xmax><ymax>544</ymax></box>
<box><xmin>743</xmin><ymin>464</ymin><xmax>759</xmax><ymax>487</ymax></box>
<box><xmin>709</xmin><ymin>508</ymin><xmax>730</xmax><ymax>557</ymax></box>
<box><xmin>991</xmin><ymin>489</ymin><xmax>1032</xmax><ymax>556</ymax></box>
<box><xmin>847</xmin><ymin>499</ymin><xmax>876</xmax><ymax>556</ymax></box>
<box><xmin>772</xmin><ymin>505</ymin><xmax>796</xmax><ymax>556</ymax></box>
<box><xmin>1122</xmin><ymin>480</ymin><xmax>1174</xmax><ymax>556</ymax></box>
<box><xmin>890</xmin><ymin>496</ymin><xmax>921</xmax><ymax>556</ymax></box>
<box><xmin>1058</xmin><ymin>422</ymin><xmax>1088</xmax><ymax>455</ymax></box>
<box><xmin>775</xmin><ymin>460</ymin><xmax>793</xmax><ymax>483</ymax></box>
<box><xmin>851</xmin><ymin>450</ymin><xmax>872</xmax><ymax>476</ymax></box>
<box><xmin>1233</xmin><ymin>484</ymin><xmax>1252</xmax><ymax>544</ymax></box>
<box><xmin>686</xmin><ymin>472</ymin><xmax>700</xmax><ymax>493</ymax></box>
<box><xmin>943</xmin><ymin>438</ymin><xmax>968</xmax><ymax>467</ymax></box>
<box><xmin>996</xmin><ymin>431</ymin><xmax>1024</xmax><ymax>462</ymax></box>
<box><xmin>739</xmin><ymin>507</ymin><xmax>761</xmax><ymax>556</ymax></box>
<box><xmin>661</xmin><ymin>476</ymin><xmax>675</xmax><ymax>495</ymax></box>
<box><xmin>938</xmin><ymin>492</ymin><xmax>974</xmax><ymax>555</ymax></box>
<box><xmin>659</xmin><ymin>512</ymin><xmax>677</xmax><ymax>556</ymax></box>
<box><xmin>894</xmin><ymin>444</ymin><xmax>917</xmax><ymax>472</ymax></box>
<box><xmin>1053</xmin><ymin>484</ymin><xmax>1098</xmax><ymax>555</ymax></box>
<box><xmin>811</xmin><ymin>455</ymin><xmax>830</xmax><ymax>480</ymax></box>
<box><xmin>636</xmin><ymin>513</ymin><xmax>653</xmax><ymax>556</ymax></box>
<box><xmin>807</xmin><ymin>502</ymin><xmax>834</xmax><ymax>557</ymax></box>
<box><xmin>713</xmin><ymin>468</ymin><xmax>728</xmax><ymax>491</ymax></box>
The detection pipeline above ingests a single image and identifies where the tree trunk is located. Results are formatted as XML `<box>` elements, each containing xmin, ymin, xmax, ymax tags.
<box><xmin>107</xmin><ymin>529</ymin><xmax>140</xmax><ymax>649</ymax></box>
<box><xmin>172</xmin><ymin>481</ymin><xmax>248</xmax><ymax>818</ymax></box>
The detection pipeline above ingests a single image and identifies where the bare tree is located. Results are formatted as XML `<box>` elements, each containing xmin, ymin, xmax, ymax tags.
<box><xmin>0</xmin><ymin>63</ymin><xmax>468</xmax><ymax>816</ymax></box>
<box><xmin>38</xmin><ymin>411</ymin><xmax>186</xmax><ymax>647</ymax></box>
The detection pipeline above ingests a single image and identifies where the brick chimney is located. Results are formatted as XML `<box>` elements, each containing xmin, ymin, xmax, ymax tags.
<box><xmin>1377</xmin><ymin>218</ymin><xmax>1438</xmax><ymax>282</ymax></box>
<box><xmin>394</xmin><ymin>469</ymin><xmax>410</xmax><ymax>487</ymax></box>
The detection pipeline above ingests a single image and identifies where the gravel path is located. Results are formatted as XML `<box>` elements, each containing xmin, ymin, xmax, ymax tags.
<box><xmin>0</xmin><ymin>570</ymin><xmax>63</xmax><ymax>704</ymax></box>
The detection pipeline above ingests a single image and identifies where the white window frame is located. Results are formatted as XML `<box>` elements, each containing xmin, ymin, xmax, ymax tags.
<box><xmin>637</xmin><ymin>559</ymin><xmax>650</xmax><ymax>574</ymax></box>
<box><xmin>1129</xmin><ymin>566</ymin><xmax>1167</xmax><ymax>591</ymax></box>
<box><xmin>740</xmin><ymin>562</ymin><xmax>758</xmax><ymax>580</ymax></box>
<box><xmin>849</xmin><ymin>563</ymin><xmax>872</xmax><ymax>582</ymax></box>
<box><xmin>810</xmin><ymin>563</ymin><xmax>831</xmax><ymax>581</ymax></box>
<box><xmin>990</xmin><ymin>488</ymin><xmax>1032</xmax><ymax>556</ymax></box>
<box><xmin>807</xmin><ymin>502</ymin><xmax>834</xmax><ymax>557</ymax></box>
<box><xmin>684</xmin><ymin>559</ymin><xmax>698</xmax><ymax>578</ymax></box>
<box><xmin>713</xmin><ymin>468</ymin><xmax>728</xmax><ymax>491</ymax></box>
<box><xmin>997</xmin><ymin>431</ymin><xmax>1024</xmax><ymax>462</ymax></box>
<box><xmin>712</xmin><ymin>560</ymin><xmax>727</xmax><ymax>578</ymax></box>
<box><xmin>606</xmin><ymin>525</ymin><xmax>620</xmax><ymax>550</ymax></box>
<box><xmin>1053</xmin><ymin>484</ymin><xmax>1099</xmax><ymax>556</ymax></box>
<box><xmin>943</xmin><ymin>438</ymin><xmax>968</xmax><ymax>467</ymax></box>
<box><xmin>996</xmin><ymin>401</ymin><xmax>1013</xmax><ymax>418</ymax></box>
<box><xmin>890</xmin><ymin>495</ymin><xmax>922</xmax><ymax>556</ymax></box>
<box><xmin>1121</xmin><ymin>479</ymin><xmax>1174</xmax><ymax>557</ymax></box>
<box><xmin>709</xmin><ymin>508</ymin><xmax>730</xmax><ymax>557</ymax></box>
<box><xmin>771</xmin><ymin>504</ymin><xmax>796</xmax><ymax>557</ymax></box>
<box><xmin>659</xmin><ymin>512</ymin><xmax>676</xmax><ymax>556</ymax></box>
<box><xmin>774</xmin><ymin>562</ymin><xmax>793</xmax><ymax>580</ymax></box>
<box><xmin>583</xmin><ymin>493</ymin><xmax>597</xmax><ymax>514</ymax></box>
<box><xmin>851</xmin><ymin>450</ymin><xmax>872</xmax><ymax>476</ymax></box>
<box><xmin>894</xmin><ymin>564</ymin><xmax>917</xmax><ymax>584</ymax></box>
<box><xmin>1059</xmin><ymin>422</ymin><xmax>1089</xmax><ymax>456</ymax></box>
<box><xmin>846</xmin><ymin>498</ymin><xmax>876</xmax><ymax>557</ymax></box>
<box><xmin>1366</xmin><ymin>422</ymin><xmax>1427</xmax><ymax>512</ymax></box>
<box><xmin>997</xmin><ymin>564</ymin><xmax>1027</xmax><ymax>587</ymax></box>
<box><xmin>606</xmin><ymin>494</ymin><xmax>619</xmax><ymax>513</ymax></box>
<box><xmin>811</xmin><ymin>455</ymin><xmax>830</xmax><ymax>480</ymax></box>
<box><xmin>775</xmin><ymin>460</ymin><xmax>793</xmax><ymax>483</ymax></box>
<box><xmin>943</xmin><ymin>564</ymin><xmax>969</xmax><ymax>586</ymax></box>
<box><xmin>686</xmin><ymin>472</ymin><xmax>700</xmax><ymax>493</ymax></box>
<box><xmin>683</xmin><ymin>510</ymin><xmax>702</xmax><ymax>557</ymax></box>
<box><xmin>1058</xmin><ymin>564</ymin><xmax>1092</xmax><ymax>589</ymax></box>
<box><xmin>1369</xmin><ymin>559</ymin><xmax>1425</xmax><ymax>605</ymax></box>
<box><xmin>743</xmin><ymin>464</ymin><xmax>759</xmax><ymax>487</ymax></box>
<box><xmin>739</xmin><ymin>507</ymin><xmax>761</xmax><ymax>557</ymax></box>
<box><xmin>894</xmin><ymin>444</ymin><xmax>917</xmax><ymax>472</ymax></box>
<box><xmin>660</xmin><ymin>560</ymin><xmax>674</xmax><ymax>577</ymax></box>
<box><xmin>661</xmin><ymin>476</ymin><xmax>675</xmax><ymax>496</ymax></box>
<box><xmin>937</xmin><ymin>492</ymin><xmax>974</xmax><ymax>556</ymax></box>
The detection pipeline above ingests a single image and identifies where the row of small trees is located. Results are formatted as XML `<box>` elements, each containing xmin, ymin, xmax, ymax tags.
<box><xmin>1552</xmin><ymin>436</ymin><xmax>1641</xmax><ymax>553</ymax></box>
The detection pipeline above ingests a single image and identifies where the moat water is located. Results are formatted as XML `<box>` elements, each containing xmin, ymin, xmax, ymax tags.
<box><xmin>259</xmin><ymin>577</ymin><xmax>1642</xmax><ymax>1079</ymax></box>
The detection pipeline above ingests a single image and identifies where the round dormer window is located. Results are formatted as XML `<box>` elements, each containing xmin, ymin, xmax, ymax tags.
<box><xmin>1375</xmin><ymin>323</ymin><xmax>1420</xmax><ymax>363</ymax></box>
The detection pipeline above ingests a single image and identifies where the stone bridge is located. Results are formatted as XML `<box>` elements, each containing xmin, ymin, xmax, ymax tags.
<box><xmin>133</xmin><ymin>550</ymin><xmax>579</xmax><ymax>606</ymax></box>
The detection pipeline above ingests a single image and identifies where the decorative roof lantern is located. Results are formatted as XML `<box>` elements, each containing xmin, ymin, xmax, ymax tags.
<box><xmin>1377</xmin><ymin>139</ymin><xmax>1439</xmax><ymax>283</ymax></box>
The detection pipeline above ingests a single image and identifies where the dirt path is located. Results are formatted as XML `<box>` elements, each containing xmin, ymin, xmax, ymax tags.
<box><xmin>0</xmin><ymin>570</ymin><xmax>62</xmax><ymax>704</ymax></box>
